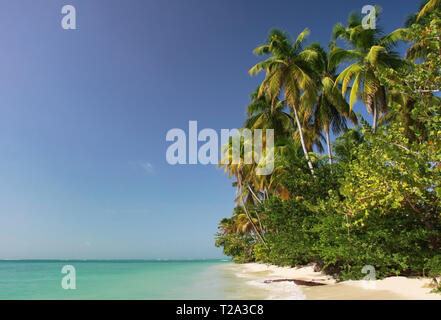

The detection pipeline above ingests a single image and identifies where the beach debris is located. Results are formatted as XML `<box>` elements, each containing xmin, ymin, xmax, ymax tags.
<box><xmin>263</xmin><ymin>279</ymin><xmax>327</xmax><ymax>287</ymax></box>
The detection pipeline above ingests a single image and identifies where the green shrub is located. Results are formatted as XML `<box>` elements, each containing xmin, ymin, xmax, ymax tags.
<box><xmin>215</xmin><ymin>233</ymin><xmax>254</xmax><ymax>263</ymax></box>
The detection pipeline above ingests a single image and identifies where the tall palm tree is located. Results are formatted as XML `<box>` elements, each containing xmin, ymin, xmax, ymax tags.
<box><xmin>307</xmin><ymin>43</ymin><xmax>358</xmax><ymax>165</ymax></box>
<box><xmin>330</xmin><ymin>12</ymin><xmax>404</xmax><ymax>132</ymax></box>
<box><xmin>249</xmin><ymin>28</ymin><xmax>318</xmax><ymax>176</ymax></box>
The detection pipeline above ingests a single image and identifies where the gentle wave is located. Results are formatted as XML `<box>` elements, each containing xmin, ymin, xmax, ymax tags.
<box><xmin>246</xmin><ymin>279</ymin><xmax>306</xmax><ymax>300</ymax></box>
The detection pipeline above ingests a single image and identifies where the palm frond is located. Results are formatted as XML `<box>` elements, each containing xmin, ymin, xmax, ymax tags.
<box><xmin>379</xmin><ymin>28</ymin><xmax>410</xmax><ymax>47</ymax></box>
<box><xmin>329</xmin><ymin>47</ymin><xmax>363</xmax><ymax>70</ymax></box>
<box><xmin>417</xmin><ymin>0</ymin><xmax>441</xmax><ymax>21</ymax></box>
<box><xmin>350</xmin><ymin>73</ymin><xmax>361</xmax><ymax>110</ymax></box>
<box><xmin>332</xmin><ymin>23</ymin><xmax>350</xmax><ymax>41</ymax></box>
<box><xmin>293</xmin><ymin>28</ymin><xmax>310</xmax><ymax>53</ymax></box>
<box><xmin>335</xmin><ymin>63</ymin><xmax>363</xmax><ymax>97</ymax></box>
<box><xmin>365</xmin><ymin>46</ymin><xmax>386</xmax><ymax>65</ymax></box>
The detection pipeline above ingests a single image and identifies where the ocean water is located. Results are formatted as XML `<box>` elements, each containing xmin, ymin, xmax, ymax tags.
<box><xmin>0</xmin><ymin>260</ymin><xmax>305</xmax><ymax>300</ymax></box>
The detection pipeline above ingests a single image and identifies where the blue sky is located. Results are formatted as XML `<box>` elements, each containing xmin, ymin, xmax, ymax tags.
<box><xmin>0</xmin><ymin>0</ymin><xmax>421</xmax><ymax>259</ymax></box>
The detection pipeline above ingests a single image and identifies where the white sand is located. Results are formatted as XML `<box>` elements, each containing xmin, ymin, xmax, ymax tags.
<box><xmin>227</xmin><ymin>263</ymin><xmax>441</xmax><ymax>300</ymax></box>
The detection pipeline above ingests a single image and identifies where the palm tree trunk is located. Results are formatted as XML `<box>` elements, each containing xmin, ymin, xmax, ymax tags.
<box><xmin>247</xmin><ymin>185</ymin><xmax>265</xmax><ymax>236</ymax></box>
<box><xmin>373</xmin><ymin>98</ymin><xmax>378</xmax><ymax>133</ymax></box>
<box><xmin>242</xmin><ymin>200</ymin><xmax>266</xmax><ymax>244</ymax></box>
<box><xmin>325</xmin><ymin>128</ymin><xmax>333</xmax><ymax>166</ymax></box>
<box><xmin>292</xmin><ymin>106</ymin><xmax>315</xmax><ymax>176</ymax></box>
<box><xmin>237</xmin><ymin>173</ymin><xmax>266</xmax><ymax>245</ymax></box>
<box><xmin>247</xmin><ymin>185</ymin><xmax>262</xmax><ymax>204</ymax></box>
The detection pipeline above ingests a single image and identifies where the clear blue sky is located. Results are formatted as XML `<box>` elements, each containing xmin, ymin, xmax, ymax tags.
<box><xmin>0</xmin><ymin>0</ymin><xmax>421</xmax><ymax>259</ymax></box>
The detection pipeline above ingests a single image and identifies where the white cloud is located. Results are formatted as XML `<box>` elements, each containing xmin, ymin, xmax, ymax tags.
<box><xmin>140</xmin><ymin>162</ymin><xmax>155</xmax><ymax>175</ymax></box>
<box><xmin>129</xmin><ymin>161</ymin><xmax>155</xmax><ymax>175</ymax></box>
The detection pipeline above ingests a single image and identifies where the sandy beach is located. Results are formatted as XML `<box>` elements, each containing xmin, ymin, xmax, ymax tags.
<box><xmin>223</xmin><ymin>263</ymin><xmax>441</xmax><ymax>300</ymax></box>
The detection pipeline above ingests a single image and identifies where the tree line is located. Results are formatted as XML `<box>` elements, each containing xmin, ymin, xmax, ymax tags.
<box><xmin>215</xmin><ymin>1</ymin><xmax>441</xmax><ymax>286</ymax></box>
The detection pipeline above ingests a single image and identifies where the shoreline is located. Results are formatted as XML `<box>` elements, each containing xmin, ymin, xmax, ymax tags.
<box><xmin>222</xmin><ymin>263</ymin><xmax>441</xmax><ymax>300</ymax></box>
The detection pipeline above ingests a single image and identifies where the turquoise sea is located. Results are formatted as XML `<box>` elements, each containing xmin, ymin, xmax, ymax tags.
<box><xmin>0</xmin><ymin>260</ymin><xmax>300</xmax><ymax>300</ymax></box>
<box><xmin>0</xmin><ymin>259</ymin><xmax>269</xmax><ymax>300</ymax></box>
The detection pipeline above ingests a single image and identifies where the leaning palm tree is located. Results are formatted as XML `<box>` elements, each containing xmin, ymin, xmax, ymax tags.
<box><xmin>330</xmin><ymin>11</ymin><xmax>404</xmax><ymax>132</ymax></box>
<box><xmin>218</xmin><ymin>134</ymin><xmax>267</xmax><ymax>244</ymax></box>
<box><xmin>249</xmin><ymin>28</ymin><xmax>318</xmax><ymax>176</ymax></box>
<box><xmin>307</xmin><ymin>43</ymin><xmax>358</xmax><ymax>165</ymax></box>
<box><xmin>243</xmin><ymin>89</ymin><xmax>293</xmax><ymax>199</ymax></box>
<box><xmin>232</xmin><ymin>213</ymin><xmax>260</xmax><ymax>235</ymax></box>
<box><xmin>218</xmin><ymin>209</ymin><xmax>261</xmax><ymax>237</ymax></box>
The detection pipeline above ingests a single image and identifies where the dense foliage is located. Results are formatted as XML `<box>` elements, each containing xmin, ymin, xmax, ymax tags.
<box><xmin>215</xmin><ymin>2</ymin><xmax>441</xmax><ymax>287</ymax></box>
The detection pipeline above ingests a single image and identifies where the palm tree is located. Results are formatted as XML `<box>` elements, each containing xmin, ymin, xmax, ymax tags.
<box><xmin>293</xmin><ymin>115</ymin><xmax>325</xmax><ymax>154</ymax></box>
<box><xmin>402</xmin><ymin>1</ymin><xmax>431</xmax><ymax>26</ymax></box>
<box><xmin>244</xmin><ymin>87</ymin><xmax>294</xmax><ymax>139</ymax></box>
<box><xmin>217</xmin><ymin>209</ymin><xmax>261</xmax><ymax>236</ymax></box>
<box><xmin>249</xmin><ymin>28</ymin><xmax>318</xmax><ymax>176</ymax></box>
<box><xmin>244</xmin><ymin>87</ymin><xmax>324</xmax><ymax>178</ymax></box>
<box><xmin>233</xmin><ymin>213</ymin><xmax>260</xmax><ymax>235</ymax></box>
<box><xmin>268</xmin><ymin>137</ymin><xmax>318</xmax><ymax>201</ymax></box>
<box><xmin>243</xmin><ymin>89</ymin><xmax>293</xmax><ymax>200</ymax></box>
<box><xmin>333</xmin><ymin>128</ymin><xmax>364</xmax><ymax>163</ymax></box>
<box><xmin>385</xmin><ymin>1</ymin><xmax>439</xmax><ymax>62</ymax></box>
<box><xmin>417</xmin><ymin>0</ymin><xmax>441</xmax><ymax>21</ymax></box>
<box><xmin>307</xmin><ymin>43</ymin><xmax>358</xmax><ymax>165</ymax></box>
<box><xmin>378</xmin><ymin>2</ymin><xmax>433</xmax><ymax>62</ymax></box>
<box><xmin>218</xmin><ymin>134</ymin><xmax>267</xmax><ymax>244</ymax></box>
<box><xmin>406</xmin><ymin>2</ymin><xmax>441</xmax><ymax>62</ymax></box>
<box><xmin>330</xmin><ymin>11</ymin><xmax>404</xmax><ymax>132</ymax></box>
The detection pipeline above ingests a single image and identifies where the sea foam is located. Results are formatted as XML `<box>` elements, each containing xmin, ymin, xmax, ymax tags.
<box><xmin>246</xmin><ymin>279</ymin><xmax>306</xmax><ymax>300</ymax></box>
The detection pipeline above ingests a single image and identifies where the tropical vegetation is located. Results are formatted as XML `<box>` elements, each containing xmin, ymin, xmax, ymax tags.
<box><xmin>215</xmin><ymin>1</ymin><xmax>441</xmax><ymax>287</ymax></box>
